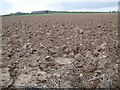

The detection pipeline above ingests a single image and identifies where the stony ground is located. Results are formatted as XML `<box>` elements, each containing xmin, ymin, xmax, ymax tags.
<box><xmin>1</xmin><ymin>13</ymin><xmax>120</xmax><ymax>89</ymax></box>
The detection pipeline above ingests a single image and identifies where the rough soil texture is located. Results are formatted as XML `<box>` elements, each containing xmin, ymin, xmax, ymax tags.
<box><xmin>1</xmin><ymin>14</ymin><xmax>120</xmax><ymax>89</ymax></box>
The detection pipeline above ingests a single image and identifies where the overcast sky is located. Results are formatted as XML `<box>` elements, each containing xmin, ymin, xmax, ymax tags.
<box><xmin>0</xmin><ymin>0</ymin><xmax>119</xmax><ymax>15</ymax></box>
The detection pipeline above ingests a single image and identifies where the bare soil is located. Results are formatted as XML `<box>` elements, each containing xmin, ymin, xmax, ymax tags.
<box><xmin>1</xmin><ymin>13</ymin><xmax>120</xmax><ymax>89</ymax></box>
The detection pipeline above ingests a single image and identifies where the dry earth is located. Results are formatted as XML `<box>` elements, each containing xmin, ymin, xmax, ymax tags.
<box><xmin>1</xmin><ymin>13</ymin><xmax>120</xmax><ymax>89</ymax></box>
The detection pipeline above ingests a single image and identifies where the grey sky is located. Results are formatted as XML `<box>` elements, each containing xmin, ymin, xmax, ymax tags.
<box><xmin>0</xmin><ymin>0</ymin><xmax>119</xmax><ymax>15</ymax></box>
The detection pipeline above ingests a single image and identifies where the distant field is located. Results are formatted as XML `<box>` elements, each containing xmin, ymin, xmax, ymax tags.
<box><xmin>2</xmin><ymin>12</ymin><xmax>117</xmax><ymax>16</ymax></box>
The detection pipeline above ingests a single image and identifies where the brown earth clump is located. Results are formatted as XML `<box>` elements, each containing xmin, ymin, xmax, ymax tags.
<box><xmin>1</xmin><ymin>13</ymin><xmax>119</xmax><ymax>89</ymax></box>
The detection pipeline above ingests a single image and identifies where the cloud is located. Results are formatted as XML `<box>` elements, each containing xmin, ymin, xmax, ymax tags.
<box><xmin>1</xmin><ymin>0</ymin><xmax>62</xmax><ymax>15</ymax></box>
<box><xmin>65</xmin><ymin>6</ymin><xmax>118</xmax><ymax>12</ymax></box>
<box><xmin>58</xmin><ymin>2</ymin><xmax>118</xmax><ymax>11</ymax></box>
<box><xmin>0</xmin><ymin>0</ymin><xmax>119</xmax><ymax>15</ymax></box>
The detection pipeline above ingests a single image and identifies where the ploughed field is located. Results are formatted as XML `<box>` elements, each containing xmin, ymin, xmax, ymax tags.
<box><xmin>1</xmin><ymin>14</ymin><xmax>119</xmax><ymax>88</ymax></box>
